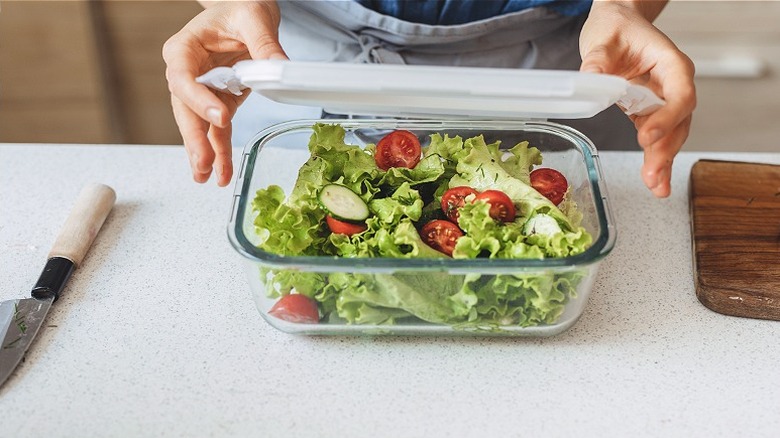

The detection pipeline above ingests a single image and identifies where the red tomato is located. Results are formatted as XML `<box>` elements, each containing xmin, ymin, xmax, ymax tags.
<box><xmin>268</xmin><ymin>294</ymin><xmax>320</xmax><ymax>324</ymax></box>
<box><xmin>375</xmin><ymin>130</ymin><xmax>422</xmax><ymax>170</ymax></box>
<box><xmin>420</xmin><ymin>220</ymin><xmax>464</xmax><ymax>257</ymax></box>
<box><xmin>441</xmin><ymin>186</ymin><xmax>479</xmax><ymax>223</ymax></box>
<box><xmin>326</xmin><ymin>215</ymin><xmax>367</xmax><ymax>235</ymax></box>
<box><xmin>474</xmin><ymin>190</ymin><xmax>516</xmax><ymax>222</ymax></box>
<box><xmin>530</xmin><ymin>168</ymin><xmax>568</xmax><ymax>205</ymax></box>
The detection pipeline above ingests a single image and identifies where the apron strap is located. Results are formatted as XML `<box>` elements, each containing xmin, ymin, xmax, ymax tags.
<box><xmin>356</xmin><ymin>34</ymin><xmax>407</xmax><ymax>64</ymax></box>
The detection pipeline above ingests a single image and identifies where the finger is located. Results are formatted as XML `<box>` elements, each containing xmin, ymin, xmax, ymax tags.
<box><xmin>208</xmin><ymin>123</ymin><xmax>234</xmax><ymax>187</ymax></box>
<box><xmin>171</xmin><ymin>94</ymin><xmax>215</xmax><ymax>183</ymax></box>
<box><xmin>579</xmin><ymin>44</ymin><xmax>617</xmax><ymax>74</ymax></box>
<box><xmin>641</xmin><ymin>115</ymin><xmax>692</xmax><ymax>197</ymax></box>
<box><xmin>649</xmin><ymin>166</ymin><xmax>673</xmax><ymax>199</ymax></box>
<box><xmin>637</xmin><ymin>96</ymin><xmax>694</xmax><ymax>150</ymax></box>
<box><xmin>163</xmin><ymin>35</ymin><xmax>230</xmax><ymax>128</ymax></box>
<box><xmin>209</xmin><ymin>90</ymin><xmax>249</xmax><ymax>186</ymax></box>
<box><xmin>637</xmin><ymin>54</ymin><xmax>696</xmax><ymax>149</ymax></box>
<box><xmin>235</xmin><ymin>6</ymin><xmax>288</xmax><ymax>60</ymax></box>
<box><xmin>629</xmin><ymin>113</ymin><xmax>648</xmax><ymax>132</ymax></box>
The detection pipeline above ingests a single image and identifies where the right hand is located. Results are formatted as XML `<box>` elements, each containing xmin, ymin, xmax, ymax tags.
<box><xmin>579</xmin><ymin>1</ymin><xmax>696</xmax><ymax>198</ymax></box>
<box><xmin>162</xmin><ymin>1</ymin><xmax>287</xmax><ymax>186</ymax></box>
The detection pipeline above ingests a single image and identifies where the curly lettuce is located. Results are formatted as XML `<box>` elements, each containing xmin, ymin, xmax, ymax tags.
<box><xmin>251</xmin><ymin>123</ymin><xmax>593</xmax><ymax>329</ymax></box>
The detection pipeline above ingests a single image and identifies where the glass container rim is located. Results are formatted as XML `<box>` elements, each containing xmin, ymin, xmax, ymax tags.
<box><xmin>227</xmin><ymin>118</ymin><xmax>616</xmax><ymax>272</ymax></box>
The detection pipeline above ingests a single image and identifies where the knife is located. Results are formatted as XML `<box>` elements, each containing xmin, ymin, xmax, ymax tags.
<box><xmin>0</xmin><ymin>183</ymin><xmax>115</xmax><ymax>387</ymax></box>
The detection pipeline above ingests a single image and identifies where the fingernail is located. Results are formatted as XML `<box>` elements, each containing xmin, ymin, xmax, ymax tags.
<box><xmin>193</xmin><ymin>170</ymin><xmax>207</xmax><ymax>184</ymax></box>
<box><xmin>651</xmin><ymin>185</ymin><xmax>668</xmax><ymax>198</ymax></box>
<box><xmin>647</xmin><ymin>128</ymin><xmax>664</xmax><ymax>145</ymax></box>
<box><xmin>581</xmin><ymin>65</ymin><xmax>602</xmax><ymax>74</ymax></box>
<box><xmin>206</xmin><ymin>107</ymin><xmax>222</xmax><ymax>126</ymax></box>
<box><xmin>644</xmin><ymin>171</ymin><xmax>658</xmax><ymax>189</ymax></box>
<box><xmin>269</xmin><ymin>53</ymin><xmax>288</xmax><ymax>61</ymax></box>
<box><xmin>194</xmin><ymin>156</ymin><xmax>211</xmax><ymax>174</ymax></box>
<box><xmin>191</xmin><ymin>151</ymin><xmax>206</xmax><ymax>172</ymax></box>
<box><xmin>644</xmin><ymin>168</ymin><xmax>659</xmax><ymax>190</ymax></box>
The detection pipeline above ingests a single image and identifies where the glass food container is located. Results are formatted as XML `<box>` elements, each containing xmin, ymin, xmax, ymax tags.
<box><xmin>228</xmin><ymin>119</ymin><xmax>614</xmax><ymax>336</ymax></box>
<box><xmin>207</xmin><ymin>61</ymin><xmax>661</xmax><ymax>336</ymax></box>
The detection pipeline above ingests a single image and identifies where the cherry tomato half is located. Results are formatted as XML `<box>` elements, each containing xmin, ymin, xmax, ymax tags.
<box><xmin>474</xmin><ymin>190</ymin><xmax>516</xmax><ymax>222</ymax></box>
<box><xmin>530</xmin><ymin>168</ymin><xmax>568</xmax><ymax>205</ymax></box>
<box><xmin>375</xmin><ymin>130</ymin><xmax>422</xmax><ymax>170</ymax></box>
<box><xmin>441</xmin><ymin>186</ymin><xmax>479</xmax><ymax>223</ymax></box>
<box><xmin>326</xmin><ymin>215</ymin><xmax>367</xmax><ymax>236</ymax></box>
<box><xmin>420</xmin><ymin>219</ymin><xmax>464</xmax><ymax>257</ymax></box>
<box><xmin>268</xmin><ymin>294</ymin><xmax>320</xmax><ymax>324</ymax></box>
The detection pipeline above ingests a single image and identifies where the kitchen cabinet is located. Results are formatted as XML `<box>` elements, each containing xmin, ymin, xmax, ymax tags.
<box><xmin>0</xmin><ymin>1</ymin><xmax>110</xmax><ymax>143</ymax></box>
<box><xmin>0</xmin><ymin>0</ymin><xmax>201</xmax><ymax>145</ymax></box>
<box><xmin>655</xmin><ymin>2</ymin><xmax>780</xmax><ymax>153</ymax></box>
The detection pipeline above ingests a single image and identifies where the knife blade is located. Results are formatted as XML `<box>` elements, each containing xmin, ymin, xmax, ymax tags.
<box><xmin>0</xmin><ymin>183</ymin><xmax>115</xmax><ymax>388</ymax></box>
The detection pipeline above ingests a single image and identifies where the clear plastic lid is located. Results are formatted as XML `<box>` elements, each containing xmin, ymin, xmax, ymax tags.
<box><xmin>197</xmin><ymin>60</ymin><xmax>664</xmax><ymax>120</ymax></box>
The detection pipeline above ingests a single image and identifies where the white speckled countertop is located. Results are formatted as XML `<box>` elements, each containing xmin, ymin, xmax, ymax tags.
<box><xmin>1</xmin><ymin>143</ymin><xmax>779</xmax><ymax>437</ymax></box>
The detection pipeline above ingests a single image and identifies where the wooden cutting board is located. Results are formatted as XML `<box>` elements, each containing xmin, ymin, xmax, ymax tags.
<box><xmin>689</xmin><ymin>159</ymin><xmax>780</xmax><ymax>320</ymax></box>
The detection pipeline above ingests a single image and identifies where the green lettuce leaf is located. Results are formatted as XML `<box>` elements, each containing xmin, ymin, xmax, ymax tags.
<box><xmin>293</xmin><ymin>123</ymin><xmax>381</xmax><ymax>203</ymax></box>
<box><xmin>447</xmin><ymin>135</ymin><xmax>578</xmax><ymax>236</ymax></box>
<box><xmin>251</xmin><ymin>185</ymin><xmax>326</xmax><ymax>256</ymax></box>
<box><xmin>326</xmin><ymin>272</ymin><xmax>470</xmax><ymax>325</ymax></box>
<box><xmin>368</xmin><ymin>182</ymin><xmax>424</xmax><ymax>224</ymax></box>
<box><xmin>457</xmin><ymin>271</ymin><xmax>583</xmax><ymax>327</ymax></box>
<box><xmin>453</xmin><ymin>201</ymin><xmax>546</xmax><ymax>259</ymax></box>
<box><xmin>252</xmin><ymin>123</ymin><xmax>592</xmax><ymax>329</ymax></box>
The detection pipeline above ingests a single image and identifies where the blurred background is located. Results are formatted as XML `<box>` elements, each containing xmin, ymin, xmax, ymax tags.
<box><xmin>0</xmin><ymin>1</ymin><xmax>778</xmax><ymax>152</ymax></box>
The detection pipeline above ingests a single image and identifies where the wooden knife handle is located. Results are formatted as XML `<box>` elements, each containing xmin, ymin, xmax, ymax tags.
<box><xmin>48</xmin><ymin>183</ymin><xmax>116</xmax><ymax>267</ymax></box>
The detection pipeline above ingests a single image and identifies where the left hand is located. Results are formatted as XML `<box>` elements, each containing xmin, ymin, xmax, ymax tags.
<box><xmin>162</xmin><ymin>0</ymin><xmax>287</xmax><ymax>187</ymax></box>
<box><xmin>579</xmin><ymin>1</ymin><xmax>696</xmax><ymax>198</ymax></box>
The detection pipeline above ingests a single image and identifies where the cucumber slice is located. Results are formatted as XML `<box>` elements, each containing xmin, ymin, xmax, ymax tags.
<box><xmin>319</xmin><ymin>184</ymin><xmax>369</xmax><ymax>222</ymax></box>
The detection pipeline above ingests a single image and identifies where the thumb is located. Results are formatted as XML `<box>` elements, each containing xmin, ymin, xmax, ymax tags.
<box><xmin>580</xmin><ymin>45</ymin><xmax>614</xmax><ymax>74</ymax></box>
<box><xmin>235</xmin><ymin>4</ymin><xmax>289</xmax><ymax>61</ymax></box>
<box><xmin>241</xmin><ymin>29</ymin><xmax>288</xmax><ymax>61</ymax></box>
<box><xmin>245</xmin><ymin>34</ymin><xmax>289</xmax><ymax>59</ymax></box>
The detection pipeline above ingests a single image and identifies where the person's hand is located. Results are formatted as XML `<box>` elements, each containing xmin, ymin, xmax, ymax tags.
<box><xmin>579</xmin><ymin>0</ymin><xmax>696</xmax><ymax>198</ymax></box>
<box><xmin>162</xmin><ymin>1</ymin><xmax>287</xmax><ymax>186</ymax></box>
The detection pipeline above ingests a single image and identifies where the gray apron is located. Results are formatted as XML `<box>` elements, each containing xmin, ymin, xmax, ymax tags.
<box><xmin>232</xmin><ymin>0</ymin><xmax>638</xmax><ymax>151</ymax></box>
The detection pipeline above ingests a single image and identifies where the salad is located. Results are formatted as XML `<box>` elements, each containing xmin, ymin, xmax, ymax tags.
<box><xmin>251</xmin><ymin>123</ymin><xmax>593</xmax><ymax>328</ymax></box>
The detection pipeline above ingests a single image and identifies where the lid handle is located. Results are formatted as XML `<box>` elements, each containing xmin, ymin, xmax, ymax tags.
<box><xmin>196</xmin><ymin>67</ymin><xmax>246</xmax><ymax>96</ymax></box>
<box><xmin>617</xmin><ymin>85</ymin><xmax>665</xmax><ymax>117</ymax></box>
